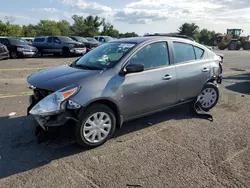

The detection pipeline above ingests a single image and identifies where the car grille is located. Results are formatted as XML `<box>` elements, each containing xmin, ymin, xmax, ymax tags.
<box><xmin>75</xmin><ymin>44</ymin><xmax>85</xmax><ymax>48</ymax></box>
<box><xmin>33</xmin><ymin>88</ymin><xmax>53</xmax><ymax>102</ymax></box>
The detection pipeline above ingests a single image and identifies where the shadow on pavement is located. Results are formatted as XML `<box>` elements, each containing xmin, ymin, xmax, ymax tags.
<box><xmin>0</xmin><ymin>103</ymin><xmax>206</xmax><ymax>178</ymax></box>
<box><xmin>223</xmin><ymin>73</ymin><xmax>250</xmax><ymax>95</ymax></box>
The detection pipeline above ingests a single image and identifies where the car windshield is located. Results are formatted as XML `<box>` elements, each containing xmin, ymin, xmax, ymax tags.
<box><xmin>74</xmin><ymin>42</ymin><xmax>136</xmax><ymax>70</ymax></box>
<box><xmin>58</xmin><ymin>36</ymin><xmax>74</xmax><ymax>42</ymax></box>
<box><xmin>86</xmin><ymin>37</ymin><xmax>98</xmax><ymax>43</ymax></box>
<box><xmin>9</xmin><ymin>38</ymin><xmax>27</xmax><ymax>45</ymax></box>
<box><xmin>104</xmin><ymin>36</ymin><xmax>114</xmax><ymax>42</ymax></box>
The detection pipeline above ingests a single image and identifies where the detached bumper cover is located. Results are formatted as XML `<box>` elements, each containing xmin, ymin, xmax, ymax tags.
<box><xmin>217</xmin><ymin>75</ymin><xmax>222</xmax><ymax>84</ymax></box>
<box><xmin>33</xmin><ymin>111</ymin><xmax>78</xmax><ymax>128</ymax></box>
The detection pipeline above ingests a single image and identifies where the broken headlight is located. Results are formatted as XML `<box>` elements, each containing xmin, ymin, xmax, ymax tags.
<box><xmin>29</xmin><ymin>85</ymin><xmax>81</xmax><ymax>116</ymax></box>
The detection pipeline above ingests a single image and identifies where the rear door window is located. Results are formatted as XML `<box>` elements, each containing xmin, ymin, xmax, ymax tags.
<box><xmin>173</xmin><ymin>42</ymin><xmax>196</xmax><ymax>63</ymax></box>
<box><xmin>53</xmin><ymin>37</ymin><xmax>60</xmax><ymax>43</ymax></box>
<box><xmin>194</xmin><ymin>46</ymin><xmax>204</xmax><ymax>59</ymax></box>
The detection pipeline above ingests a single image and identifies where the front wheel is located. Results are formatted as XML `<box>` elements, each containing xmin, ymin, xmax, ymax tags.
<box><xmin>62</xmin><ymin>47</ymin><xmax>71</xmax><ymax>57</ymax></box>
<box><xmin>75</xmin><ymin>104</ymin><xmax>116</xmax><ymax>148</ymax></box>
<box><xmin>198</xmin><ymin>83</ymin><xmax>219</xmax><ymax>112</ymax></box>
<box><xmin>10</xmin><ymin>51</ymin><xmax>18</xmax><ymax>59</ymax></box>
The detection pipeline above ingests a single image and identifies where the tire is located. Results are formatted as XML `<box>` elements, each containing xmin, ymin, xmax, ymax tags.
<box><xmin>75</xmin><ymin>104</ymin><xmax>116</xmax><ymax>148</ymax></box>
<box><xmin>228</xmin><ymin>40</ymin><xmax>237</xmax><ymax>50</ymax></box>
<box><xmin>62</xmin><ymin>47</ymin><xmax>71</xmax><ymax>57</ymax></box>
<box><xmin>10</xmin><ymin>51</ymin><xmax>18</xmax><ymax>59</ymax></box>
<box><xmin>242</xmin><ymin>41</ymin><xmax>250</xmax><ymax>50</ymax></box>
<box><xmin>198</xmin><ymin>83</ymin><xmax>219</xmax><ymax>112</ymax></box>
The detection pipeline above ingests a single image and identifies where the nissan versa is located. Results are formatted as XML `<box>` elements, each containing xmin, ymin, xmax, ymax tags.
<box><xmin>27</xmin><ymin>36</ymin><xmax>223</xmax><ymax>148</ymax></box>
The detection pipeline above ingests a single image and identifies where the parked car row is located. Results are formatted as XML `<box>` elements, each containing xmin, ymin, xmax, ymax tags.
<box><xmin>0</xmin><ymin>35</ymin><xmax>115</xmax><ymax>60</ymax></box>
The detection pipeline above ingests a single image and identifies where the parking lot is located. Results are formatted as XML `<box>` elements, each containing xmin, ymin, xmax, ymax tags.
<box><xmin>0</xmin><ymin>51</ymin><xmax>250</xmax><ymax>188</ymax></box>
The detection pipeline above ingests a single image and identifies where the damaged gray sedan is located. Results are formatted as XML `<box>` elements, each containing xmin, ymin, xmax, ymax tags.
<box><xmin>27</xmin><ymin>36</ymin><xmax>223</xmax><ymax>148</ymax></box>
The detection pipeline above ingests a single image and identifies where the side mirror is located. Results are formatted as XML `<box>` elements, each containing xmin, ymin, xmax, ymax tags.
<box><xmin>124</xmin><ymin>63</ymin><xmax>144</xmax><ymax>74</ymax></box>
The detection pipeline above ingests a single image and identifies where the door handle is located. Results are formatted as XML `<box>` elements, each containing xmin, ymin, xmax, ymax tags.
<box><xmin>162</xmin><ymin>74</ymin><xmax>172</xmax><ymax>80</ymax></box>
<box><xmin>202</xmin><ymin>68</ymin><xmax>209</xmax><ymax>72</ymax></box>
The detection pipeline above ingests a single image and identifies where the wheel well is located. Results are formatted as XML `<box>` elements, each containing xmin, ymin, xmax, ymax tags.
<box><xmin>206</xmin><ymin>77</ymin><xmax>216</xmax><ymax>83</ymax></box>
<box><xmin>85</xmin><ymin>100</ymin><xmax>122</xmax><ymax>127</ymax></box>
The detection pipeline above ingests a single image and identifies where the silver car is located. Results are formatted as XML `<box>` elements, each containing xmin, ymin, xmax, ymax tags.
<box><xmin>27</xmin><ymin>36</ymin><xmax>223</xmax><ymax>148</ymax></box>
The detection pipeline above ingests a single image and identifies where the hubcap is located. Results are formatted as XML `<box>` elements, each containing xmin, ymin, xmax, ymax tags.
<box><xmin>199</xmin><ymin>88</ymin><xmax>217</xmax><ymax>108</ymax></box>
<box><xmin>83</xmin><ymin>112</ymin><xmax>112</xmax><ymax>143</ymax></box>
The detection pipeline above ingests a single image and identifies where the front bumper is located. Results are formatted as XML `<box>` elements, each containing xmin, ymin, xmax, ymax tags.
<box><xmin>0</xmin><ymin>52</ymin><xmax>9</xmax><ymax>60</ymax></box>
<box><xmin>33</xmin><ymin>111</ymin><xmax>78</xmax><ymax>130</ymax></box>
<box><xmin>27</xmin><ymin>93</ymin><xmax>79</xmax><ymax>129</ymax></box>
<box><xmin>19</xmin><ymin>51</ymin><xmax>37</xmax><ymax>57</ymax></box>
<box><xmin>70</xmin><ymin>48</ymin><xmax>87</xmax><ymax>55</ymax></box>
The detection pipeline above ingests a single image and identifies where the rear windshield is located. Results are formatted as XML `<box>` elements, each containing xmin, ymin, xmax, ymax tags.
<box><xmin>86</xmin><ymin>37</ymin><xmax>98</xmax><ymax>42</ymax></box>
<box><xmin>73</xmin><ymin>37</ymin><xmax>88</xmax><ymax>43</ymax></box>
<box><xmin>34</xmin><ymin>38</ymin><xmax>46</xmax><ymax>43</ymax></box>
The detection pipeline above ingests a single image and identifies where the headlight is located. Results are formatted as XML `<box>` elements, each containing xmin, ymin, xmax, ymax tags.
<box><xmin>29</xmin><ymin>85</ymin><xmax>80</xmax><ymax>116</ymax></box>
<box><xmin>17</xmin><ymin>47</ymin><xmax>24</xmax><ymax>52</ymax></box>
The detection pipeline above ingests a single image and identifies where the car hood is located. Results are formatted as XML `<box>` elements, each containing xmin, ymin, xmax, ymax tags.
<box><xmin>27</xmin><ymin>65</ymin><xmax>101</xmax><ymax>91</ymax></box>
<box><xmin>18</xmin><ymin>44</ymin><xmax>37</xmax><ymax>51</ymax></box>
<box><xmin>64</xmin><ymin>41</ymin><xmax>82</xmax><ymax>45</ymax></box>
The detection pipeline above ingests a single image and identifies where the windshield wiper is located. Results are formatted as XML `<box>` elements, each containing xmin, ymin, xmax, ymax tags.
<box><xmin>75</xmin><ymin>64</ymin><xmax>104</xmax><ymax>70</ymax></box>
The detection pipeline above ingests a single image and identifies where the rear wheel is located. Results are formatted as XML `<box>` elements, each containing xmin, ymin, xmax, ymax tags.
<box><xmin>198</xmin><ymin>83</ymin><xmax>219</xmax><ymax>112</ymax></box>
<box><xmin>75</xmin><ymin>104</ymin><xmax>116</xmax><ymax>148</ymax></box>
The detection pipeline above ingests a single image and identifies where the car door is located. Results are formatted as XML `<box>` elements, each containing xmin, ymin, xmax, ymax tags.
<box><xmin>121</xmin><ymin>41</ymin><xmax>177</xmax><ymax>118</ymax></box>
<box><xmin>44</xmin><ymin>37</ymin><xmax>53</xmax><ymax>53</ymax></box>
<box><xmin>172</xmin><ymin>41</ymin><xmax>211</xmax><ymax>101</ymax></box>
<box><xmin>53</xmin><ymin>37</ymin><xmax>62</xmax><ymax>53</ymax></box>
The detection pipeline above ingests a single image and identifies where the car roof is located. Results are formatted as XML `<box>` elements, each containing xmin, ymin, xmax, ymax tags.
<box><xmin>109</xmin><ymin>36</ymin><xmax>195</xmax><ymax>44</ymax></box>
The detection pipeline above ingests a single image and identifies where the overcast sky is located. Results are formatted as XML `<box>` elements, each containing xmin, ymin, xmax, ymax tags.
<box><xmin>0</xmin><ymin>0</ymin><xmax>249</xmax><ymax>35</ymax></box>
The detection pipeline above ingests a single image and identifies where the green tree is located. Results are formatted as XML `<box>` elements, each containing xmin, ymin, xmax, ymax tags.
<box><xmin>83</xmin><ymin>15</ymin><xmax>102</xmax><ymax>36</ymax></box>
<box><xmin>119</xmin><ymin>32</ymin><xmax>139</xmax><ymax>38</ymax></box>
<box><xmin>22</xmin><ymin>24</ymin><xmax>37</xmax><ymax>37</ymax></box>
<box><xmin>57</xmin><ymin>20</ymin><xmax>71</xmax><ymax>36</ymax></box>
<box><xmin>198</xmin><ymin>29</ymin><xmax>216</xmax><ymax>46</ymax></box>
<box><xmin>0</xmin><ymin>20</ymin><xmax>8</xmax><ymax>36</ymax></box>
<box><xmin>36</xmin><ymin>20</ymin><xmax>61</xmax><ymax>36</ymax></box>
<box><xmin>5</xmin><ymin>24</ymin><xmax>23</xmax><ymax>37</ymax></box>
<box><xmin>71</xmin><ymin>15</ymin><xmax>86</xmax><ymax>36</ymax></box>
<box><xmin>101</xmin><ymin>19</ymin><xmax>119</xmax><ymax>37</ymax></box>
<box><xmin>178</xmin><ymin>23</ymin><xmax>199</xmax><ymax>40</ymax></box>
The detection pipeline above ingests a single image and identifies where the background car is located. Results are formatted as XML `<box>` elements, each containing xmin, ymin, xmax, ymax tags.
<box><xmin>70</xmin><ymin>36</ymin><xmax>99</xmax><ymax>52</ymax></box>
<box><xmin>93</xmin><ymin>36</ymin><xmax>114</xmax><ymax>44</ymax></box>
<box><xmin>85</xmin><ymin>37</ymin><xmax>100</xmax><ymax>46</ymax></box>
<box><xmin>0</xmin><ymin>43</ymin><xmax>9</xmax><ymax>60</ymax></box>
<box><xmin>32</xmin><ymin>36</ymin><xmax>86</xmax><ymax>57</ymax></box>
<box><xmin>0</xmin><ymin>37</ymin><xmax>37</xmax><ymax>58</ymax></box>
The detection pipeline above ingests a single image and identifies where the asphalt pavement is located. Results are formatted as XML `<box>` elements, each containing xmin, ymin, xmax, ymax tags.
<box><xmin>0</xmin><ymin>51</ymin><xmax>250</xmax><ymax>188</ymax></box>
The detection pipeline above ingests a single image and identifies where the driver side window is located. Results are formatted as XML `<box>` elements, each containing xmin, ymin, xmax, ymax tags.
<box><xmin>129</xmin><ymin>42</ymin><xmax>169</xmax><ymax>70</ymax></box>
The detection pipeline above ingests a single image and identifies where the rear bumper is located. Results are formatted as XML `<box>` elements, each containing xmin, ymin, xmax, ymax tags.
<box><xmin>217</xmin><ymin>75</ymin><xmax>222</xmax><ymax>84</ymax></box>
